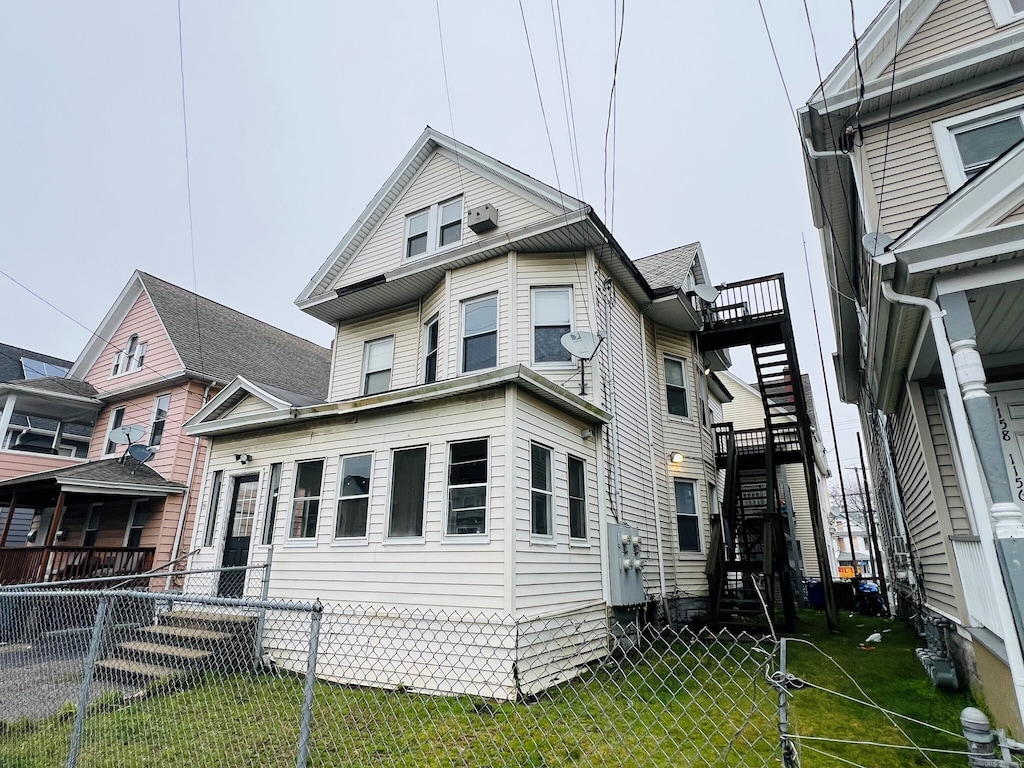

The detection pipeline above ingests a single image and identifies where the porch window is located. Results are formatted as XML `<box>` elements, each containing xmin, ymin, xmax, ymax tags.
<box><xmin>532</xmin><ymin>287</ymin><xmax>573</xmax><ymax>364</ymax></box>
<box><xmin>83</xmin><ymin>504</ymin><xmax>102</xmax><ymax>547</ymax></box>
<box><xmin>446</xmin><ymin>439</ymin><xmax>487</xmax><ymax>535</ymax></box>
<box><xmin>261</xmin><ymin>463</ymin><xmax>282</xmax><ymax>546</ymax></box>
<box><xmin>362</xmin><ymin>337</ymin><xmax>394</xmax><ymax>396</ymax></box>
<box><xmin>388</xmin><ymin>446</ymin><xmax>427</xmax><ymax>538</ymax></box>
<box><xmin>664</xmin><ymin>357</ymin><xmax>689</xmax><ymax>418</ymax></box>
<box><xmin>675</xmin><ymin>480</ymin><xmax>700</xmax><ymax>553</ymax></box>
<box><xmin>290</xmin><ymin>459</ymin><xmax>324</xmax><ymax>539</ymax></box>
<box><xmin>462</xmin><ymin>294</ymin><xmax>497</xmax><ymax>373</ymax></box>
<box><xmin>531</xmin><ymin>443</ymin><xmax>553</xmax><ymax>537</ymax></box>
<box><xmin>104</xmin><ymin>407</ymin><xmax>126</xmax><ymax>455</ymax></box>
<box><xmin>568</xmin><ymin>455</ymin><xmax>587</xmax><ymax>540</ymax></box>
<box><xmin>150</xmin><ymin>394</ymin><xmax>171</xmax><ymax>446</ymax></box>
<box><xmin>203</xmin><ymin>470</ymin><xmax>223</xmax><ymax>547</ymax></box>
<box><xmin>424</xmin><ymin>316</ymin><xmax>439</xmax><ymax>384</ymax></box>
<box><xmin>336</xmin><ymin>453</ymin><xmax>372</xmax><ymax>539</ymax></box>
<box><xmin>125</xmin><ymin>499</ymin><xmax>151</xmax><ymax>549</ymax></box>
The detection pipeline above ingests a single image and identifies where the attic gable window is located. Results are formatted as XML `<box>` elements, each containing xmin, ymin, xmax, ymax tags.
<box><xmin>405</xmin><ymin>196</ymin><xmax>463</xmax><ymax>260</ymax></box>
<box><xmin>933</xmin><ymin>100</ymin><xmax>1024</xmax><ymax>188</ymax></box>
<box><xmin>111</xmin><ymin>335</ymin><xmax>147</xmax><ymax>377</ymax></box>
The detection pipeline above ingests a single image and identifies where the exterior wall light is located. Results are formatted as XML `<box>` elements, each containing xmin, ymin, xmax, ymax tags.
<box><xmin>669</xmin><ymin>451</ymin><xmax>684</xmax><ymax>463</ymax></box>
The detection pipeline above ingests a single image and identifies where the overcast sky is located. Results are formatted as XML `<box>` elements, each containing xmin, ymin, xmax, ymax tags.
<box><xmin>0</xmin><ymin>0</ymin><xmax>887</xmax><ymax>477</ymax></box>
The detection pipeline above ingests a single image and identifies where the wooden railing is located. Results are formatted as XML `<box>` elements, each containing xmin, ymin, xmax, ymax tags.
<box><xmin>712</xmin><ymin>424</ymin><xmax>801</xmax><ymax>460</ymax></box>
<box><xmin>701</xmin><ymin>274</ymin><xmax>787</xmax><ymax>328</ymax></box>
<box><xmin>0</xmin><ymin>546</ymin><xmax>156</xmax><ymax>586</ymax></box>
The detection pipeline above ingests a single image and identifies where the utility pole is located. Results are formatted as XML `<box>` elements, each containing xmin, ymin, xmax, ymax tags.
<box><xmin>857</xmin><ymin>432</ymin><xmax>890</xmax><ymax>608</ymax></box>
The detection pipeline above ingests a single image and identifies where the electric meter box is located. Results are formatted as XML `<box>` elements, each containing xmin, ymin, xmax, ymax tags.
<box><xmin>608</xmin><ymin>523</ymin><xmax>645</xmax><ymax>606</ymax></box>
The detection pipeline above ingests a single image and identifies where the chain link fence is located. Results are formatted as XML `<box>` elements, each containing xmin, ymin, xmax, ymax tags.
<box><xmin>0</xmin><ymin>581</ymin><xmax>782</xmax><ymax>767</ymax></box>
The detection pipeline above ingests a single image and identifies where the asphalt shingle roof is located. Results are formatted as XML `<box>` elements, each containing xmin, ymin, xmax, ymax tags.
<box><xmin>0</xmin><ymin>457</ymin><xmax>186</xmax><ymax>493</ymax></box>
<box><xmin>631</xmin><ymin>243</ymin><xmax>700</xmax><ymax>291</ymax></box>
<box><xmin>0</xmin><ymin>343</ymin><xmax>73</xmax><ymax>384</ymax></box>
<box><xmin>138</xmin><ymin>273</ymin><xmax>332</xmax><ymax>401</ymax></box>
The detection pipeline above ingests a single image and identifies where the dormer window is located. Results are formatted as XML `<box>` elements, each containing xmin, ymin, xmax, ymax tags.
<box><xmin>405</xmin><ymin>196</ymin><xmax>463</xmax><ymax>260</ymax></box>
<box><xmin>933</xmin><ymin>99</ymin><xmax>1024</xmax><ymax>189</ymax></box>
<box><xmin>111</xmin><ymin>335</ymin><xmax>147</xmax><ymax>376</ymax></box>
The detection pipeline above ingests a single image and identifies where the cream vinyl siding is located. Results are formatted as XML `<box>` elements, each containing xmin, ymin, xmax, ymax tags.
<box><xmin>447</xmin><ymin>257</ymin><xmax>510</xmax><ymax>374</ymax></box>
<box><xmin>420</xmin><ymin>281</ymin><xmax>446</xmax><ymax>382</ymax></box>
<box><xmin>513</xmin><ymin>394</ymin><xmax>602</xmax><ymax>613</ymax></box>
<box><xmin>863</xmin><ymin>82</ymin><xmax>1024</xmax><ymax>238</ymax></box>
<box><xmin>881</xmin><ymin>0</ymin><xmax>997</xmax><ymax>77</ymax></box>
<box><xmin>330</xmin><ymin>305</ymin><xmax>420</xmax><ymax>401</ymax></box>
<box><xmin>82</xmin><ymin>290</ymin><xmax>182</xmax><ymax>388</ymax></box>
<box><xmin>923</xmin><ymin>388</ymin><xmax>972</xmax><ymax>535</ymax></box>
<box><xmin>190</xmin><ymin>393</ymin><xmax>510</xmax><ymax>610</ymax></box>
<box><xmin>888</xmin><ymin>384</ymin><xmax>964</xmax><ymax>620</ymax></box>
<box><xmin>515</xmin><ymin>254</ymin><xmax>591</xmax><ymax>390</ymax></box>
<box><xmin>225</xmin><ymin>395</ymin><xmax>277</xmax><ymax>419</ymax></box>
<box><xmin>998</xmin><ymin>199</ymin><xmax>1024</xmax><ymax>225</ymax></box>
<box><xmin>333</xmin><ymin>152</ymin><xmax>553</xmax><ymax>290</ymax></box>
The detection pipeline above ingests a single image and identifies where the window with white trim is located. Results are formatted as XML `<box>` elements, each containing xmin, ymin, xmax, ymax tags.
<box><xmin>388</xmin><ymin>446</ymin><xmax>427</xmax><ymax>538</ymax></box>
<box><xmin>125</xmin><ymin>499</ymin><xmax>151</xmax><ymax>548</ymax></box>
<box><xmin>405</xmin><ymin>196</ymin><xmax>463</xmax><ymax>259</ymax></box>
<box><xmin>149</xmin><ymin>394</ymin><xmax>171</xmax><ymax>446</ymax></box>
<box><xmin>530</xmin><ymin>443</ymin><xmax>553</xmax><ymax>537</ymax></box>
<box><xmin>111</xmin><ymin>335</ymin><xmax>147</xmax><ymax>376</ymax></box>
<box><xmin>446</xmin><ymin>439</ymin><xmax>488</xmax><ymax>535</ymax></box>
<box><xmin>989</xmin><ymin>0</ymin><xmax>1024</xmax><ymax>26</ymax></box>
<box><xmin>933</xmin><ymin>100</ymin><xmax>1024</xmax><ymax>188</ymax></box>
<box><xmin>461</xmin><ymin>294</ymin><xmax>497</xmax><ymax>373</ymax></box>
<box><xmin>83</xmin><ymin>503</ymin><xmax>102</xmax><ymax>546</ymax></box>
<box><xmin>675</xmin><ymin>480</ymin><xmax>700</xmax><ymax>553</ymax></box>
<box><xmin>104</xmin><ymin>407</ymin><xmax>126</xmax><ymax>455</ymax></box>
<box><xmin>532</xmin><ymin>287</ymin><xmax>573</xmax><ymax>364</ymax></box>
<box><xmin>568</xmin><ymin>455</ymin><xmax>587</xmax><ymax>541</ymax></box>
<box><xmin>261</xmin><ymin>463</ymin><xmax>282</xmax><ymax>546</ymax></box>
<box><xmin>290</xmin><ymin>459</ymin><xmax>324</xmax><ymax>539</ymax></box>
<box><xmin>664</xmin><ymin>357</ymin><xmax>689</xmax><ymax>418</ymax></box>
<box><xmin>424</xmin><ymin>316</ymin><xmax>439</xmax><ymax>384</ymax></box>
<box><xmin>362</xmin><ymin>337</ymin><xmax>394</xmax><ymax>395</ymax></box>
<box><xmin>336</xmin><ymin>453</ymin><xmax>372</xmax><ymax>539</ymax></box>
<box><xmin>203</xmin><ymin>470</ymin><xmax>223</xmax><ymax>547</ymax></box>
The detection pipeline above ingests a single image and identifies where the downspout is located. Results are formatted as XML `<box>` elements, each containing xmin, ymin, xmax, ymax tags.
<box><xmin>804</xmin><ymin>139</ymin><xmax>874</xmax><ymax>234</ymax></box>
<box><xmin>880</xmin><ymin>280</ymin><xmax>1024</xmax><ymax>718</ymax></box>
<box><xmin>638</xmin><ymin>312</ymin><xmax>668</xmax><ymax>602</ymax></box>
<box><xmin>601</xmin><ymin>278</ymin><xmax>623</xmax><ymax>522</ymax></box>
<box><xmin>169</xmin><ymin>383</ymin><xmax>213</xmax><ymax>570</ymax></box>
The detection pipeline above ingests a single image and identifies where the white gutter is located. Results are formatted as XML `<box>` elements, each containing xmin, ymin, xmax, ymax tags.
<box><xmin>169</xmin><ymin>383</ymin><xmax>212</xmax><ymax>575</ymax></box>
<box><xmin>639</xmin><ymin>313</ymin><xmax>668</xmax><ymax>601</ymax></box>
<box><xmin>881</xmin><ymin>280</ymin><xmax>1024</xmax><ymax>719</ymax></box>
<box><xmin>804</xmin><ymin>139</ymin><xmax>874</xmax><ymax>234</ymax></box>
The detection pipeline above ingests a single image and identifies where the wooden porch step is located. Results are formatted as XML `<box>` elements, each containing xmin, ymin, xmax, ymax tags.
<box><xmin>140</xmin><ymin>625</ymin><xmax>233</xmax><ymax>643</ymax></box>
<box><xmin>120</xmin><ymin>641</ymin><xmax>213</xmax><ymax>662</ymax></box>
<box><xmin>95</xmin><ymin>658</ymin><xmax>178</xmax><ymax>681</ymax></box>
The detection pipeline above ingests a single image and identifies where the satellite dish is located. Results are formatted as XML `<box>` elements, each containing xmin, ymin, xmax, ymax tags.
<box><xmin>862</xmin><ymin>231</ymin><xmax>894</xmax><ymax>257</ymax></box>
<box><xmin>560</xmin><ymin>331</ymin><xmax>602</xmax><ymax>361</ymax></box>
<box><xmin>127</xmin><ymin>444</ymin><xmax>155</xmax><ymax>464</ymax></box>
<box><xmin>693</xmin><ymin>283</ymin><xmax>721</xmax><ymax>303</ymax></box>
<box><xmin>109</xmin><ymin>424</ymin><xmax>146</xmax><ymax>445</ymax></box>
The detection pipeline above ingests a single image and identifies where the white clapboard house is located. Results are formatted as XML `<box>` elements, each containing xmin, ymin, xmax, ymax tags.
<box><xmin>182</xmin><ymin>128</ymin><xmax>732</xmax><ymax>698</ymax></box>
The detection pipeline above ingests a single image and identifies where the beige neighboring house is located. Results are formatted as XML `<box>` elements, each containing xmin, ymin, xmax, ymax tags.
<box><xmin>719</xmin><ymin>371</ymin><xmax>834</xmax><ymax>584</ymax></box>
<box><xmin>800</xmin><ymin>0</ymin><xmax>1024</xmax><ymax>733</ymax></box>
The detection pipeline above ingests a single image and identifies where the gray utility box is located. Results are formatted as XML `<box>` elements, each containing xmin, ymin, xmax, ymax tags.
<box><xmin>467</xmin><ymin>203</ymin><xmax>499</xmax><ymax>234</ymax></box>
<box><xmin>608</xmin><ymin>523</ymin><xmax>645</xmax><ymax>607</ymax></box>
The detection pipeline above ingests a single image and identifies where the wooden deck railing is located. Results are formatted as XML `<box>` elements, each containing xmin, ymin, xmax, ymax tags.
<box><xmin>0</xmin><ymin>546</ymin><xmax>156</xmax><ymax>586</ymax></box>
<box><xmin>702</xmin><ymin>274</ymin><xmax>787</xmax><ymax>328</ymax></box>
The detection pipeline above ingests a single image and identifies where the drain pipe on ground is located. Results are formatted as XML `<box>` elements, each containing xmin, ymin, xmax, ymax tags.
<box><xmin>881</xmin><ymin>280</ymin><xmax>1024</xmax><ymax>720</ymax></box>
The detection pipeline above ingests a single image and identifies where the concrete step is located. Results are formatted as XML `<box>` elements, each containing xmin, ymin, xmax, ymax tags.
<box><xmin>139</xmin><ymin>624</ymin><xmax>233</xmax><ymax>644</ymax></box>
<box><xmin>119</xmin><ymin>641</ymin><xmax>213</xmax><ymax>664</ymax></box>
<box><xmin>95</xmin><ymin>658</ymin><xmax>179</xmax><ymax>682</ymax></box>
<box><xmin>161</xmin><ymin>610</ymin><xmax>258</xmax><ymax>628</ymax></box>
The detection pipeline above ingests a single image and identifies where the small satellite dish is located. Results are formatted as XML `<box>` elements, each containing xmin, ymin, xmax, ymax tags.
<box><xmin>127</xmin><ymin>444</ymin><xmax>155</xmax><ymax>464</ymax></box>
<box><xmin>862</xmin><ymin>231</ymin><xmax>894</xmax><ymax>257</ymax></box>
<box><xmin>109</xmin><ymin>424</ymin><xmax>146</xmax><ymax>445</ymax></box>
<box><xmin>560</xmin><ymin>331</ymin><xmax>602</xmax><ymax>361</ymax></box>
<box><xmin>693</xmin><ymin>283</ymin><xmax>721</xmax><ymax>303</ymax></box>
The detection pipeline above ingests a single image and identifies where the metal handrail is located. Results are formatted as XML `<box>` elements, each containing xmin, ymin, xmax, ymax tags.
<box><xmin>0</xmin><ymin>559</ymin><xmax>267</xmax><ymax>591</ymax></box>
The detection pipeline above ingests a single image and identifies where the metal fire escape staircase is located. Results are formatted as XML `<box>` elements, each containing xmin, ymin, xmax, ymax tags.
<box><xmin>698</xmin><ymin>274</ymin><xmax>838</xmax><ymax>632</ymax></box>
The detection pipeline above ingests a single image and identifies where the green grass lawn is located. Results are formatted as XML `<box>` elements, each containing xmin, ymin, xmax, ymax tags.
<box><xmin>0</xmin><ymin>611</ymin><xmax>982</xmax><ymax>767</ymax></box>
<box><xmin>784</xmin><ymin>610</ymin><xmax>978</xmax><ymax>767</ymax></box>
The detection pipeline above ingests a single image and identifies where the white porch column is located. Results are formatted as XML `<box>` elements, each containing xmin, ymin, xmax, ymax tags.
<box><xmin>0</xmin><ymin>395</ymin><xmax>16</xmax><ymax>448</ymax></box>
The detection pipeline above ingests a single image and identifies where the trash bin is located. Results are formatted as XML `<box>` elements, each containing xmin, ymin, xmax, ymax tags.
<box><xmin>806</xmin><ymin>579</ymin><xmax>824</xmax><ymax>609</ymax></box>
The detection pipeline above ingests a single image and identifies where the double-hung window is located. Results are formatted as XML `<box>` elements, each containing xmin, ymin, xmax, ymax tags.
<box><xmin>336</xmin><ymin>453</ymin><xmax>372</xmax><ymax>539</ymax></box>
<box><xmin>125</xmin><ymin>499</ymin><xmax>151</xmax><ymax>548</ymax></box>
<box><xmin>675</xmin><ymin>480</ymin><xmax>700</xmax><ymax>553</ymax></box>
<box><xmin>363</xmin><ymin>337</ymin><xmax>394</xmax><ymax>395</ymax></box>
<box><xmin>261</xmin><ymin>463</ymin><xmax>282</xmax><ymax>545</ymax></box>
<box><xmin>531</xmin><ymin>443</ymin><xmax>553</xmax><ymax>537</ymax></box>
<box><xmin>104</xmin><ymin>407</ymin><xmax>126</xmax><ymax>455</ymax></box>
<box><xmin>664</xmin><ymin>357</ymin><xmax>689</xmax><ymax>418</ymax></box>
<box><xmin>532</xmin><ymin>287</ymin><xmax>573</xmax><ymax>364</ymax></box>
<box><xmin>462</xmin><ymin>295</ymin><xmax>497</xmax><ymax>373</ymax></box>
<box><xmin>83</xmin><ymin>504</ymin><xmax>102</xmax><ymax>546</ymax></box>
<box><xmin>203</xmin><ymin>470</ymin><xmax>223</xmax><ymax>547</ymax></box>
<box><xmin>568</xmin><ymin>456</ymin><xmax>587</xmax><ymax>541</ymax></box>
<box><xmin>424</xmin><ymin>316</ymin><xmax>439</xmax><ymax>384</ymax></box>
<box><xmin>934</xmin><ymin>99</ymin><xmax>1024</xmax><ymax>188</ymax></box>
<box><xmin>150</xmin><ymin>394</ymin><xmax>171</xmax><ymax>446</ymax></box>
<box><xmin>290</xmin><ymin>460</ymin><xmax>324</xmax><ymax>539</ymax></box>
<box><xmin>990</xmin><ymin>0</ymin><xmax>1024</xmax><ymax>26</ymax></box>
<box><xmin>111</xmin><ymin>335</ymin><xmax>147</xmax><ymax>376</ymax></box>
<box><xmin>447</xmin><ymin>439</ymin><xmax>488</xmax><ymax>535</ymax></box>
<box><xmin>388</xmin><ymin>446</ymin><xmax>427</xmax><ymax>538</ymax></box>
<box><xmin>405</xmin><ymin>197</ymin><xmax>463</xmax><ymax>259</ymax></box>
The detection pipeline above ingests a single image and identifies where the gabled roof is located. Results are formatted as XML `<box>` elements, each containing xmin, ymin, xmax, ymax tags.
<box><xmin>70</xmin><ymin>272</ymin><xmax>332</xmax><ymax>401</ymax></box>
<box><xmin>296</xmin><ymin>127</ymin><xmax>584</xmax><ymax>309</ymax></box>
<box><xmin>188</xmin><ymin>375</ymin><xmax>324</xmax><ymax>425</ymax></box>
<box><xmin>0</xmin><ymin>342</ymin><xmax>73</xmax><ymax>383</ymax></box>
<box><xmin>632</xmin><ymin>242</ymin><xmax>710</xmax><ymax>293</ymax></box>
<box><xmin>0</xmin><ymin>457</ymin><xmax>185</xmax><ymax>497</ymax></box>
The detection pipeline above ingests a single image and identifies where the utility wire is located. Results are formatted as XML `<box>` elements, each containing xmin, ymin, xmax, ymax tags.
<box><xmin>876</xmin><ymin>0</ymin><xmax>904</xmax><ymax>222</ymax></box>
<box><xmin>800</xmin><ymin>743</ymin><xmax>875</xmax><ymax>768</ymax></box>
<box><xmin>176</xmin><ymin>0</ymin><xmax>204</xmax><ymax>377</ymax></box>
<box><xmin>789</xmin><ymin>734</ymin><xmax>970</xmax><ymax>756</ymax></box>
<box><xmin>434</xmin><ymin>0</ymin><xmax>467</xmax><ymax>196</ymax></box>
<box><xmin>603</xmin><ymin>0</ymin><xmax>624</xmax><ymax>229</ymax></box>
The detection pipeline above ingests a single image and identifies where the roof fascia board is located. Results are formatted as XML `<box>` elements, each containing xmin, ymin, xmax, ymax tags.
<box><xmin>68</xmin><ymin>272</ymin><xmax>144</xmax><ymax>379</ymax></box>
<box><xmin>0</xmin><ymin>383</ymin><xmax>102</xmax><ymax>407</ymax></box>
<box><xmin>863</xmin><ymin>0</ymin><xmax>943</xmax><ymax>83</ymax></box>
<box><xmin>718</xmin><ymin>370</ymin><xmax>763</xmax><ymax>401</ymax></box>
<box><xmin>816</xmin><ymin>0</ymin><xmax>906</xmax><ymax>101</ymax></box>
<box><xmin>933</xmin><ymin>259</ymin><xmax>1024</xmax><ymax>295</ymax></box>
<box><xmin>95</xmin><ymin>371</ymin><xmax>191</xmax><ymax>403</ymax></box>
<box><xmin>894</xmin><ymin>221</ymin><xmax>1024</xmax><ymax>272</ymax></box>
<box><xmin>58</xmin><ymin>478</ymin><xmax>183</xmax><ymax>496</ymax></box>
<box><xmin>186</xmin><ymin>375</ymin><xmax>289</xmax><ymax>427</ymax></box>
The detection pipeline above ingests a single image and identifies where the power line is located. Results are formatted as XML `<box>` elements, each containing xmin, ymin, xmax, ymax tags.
<box><xmin>603</xmin><ymin>0</ymin><xmax>624</xmax><ymax>229</ymax></box>
<box><xmin>434</xmin><ymin>0</ymin><xmax>467</xmax><ymax>196</ymax></box>
<box><xmin>518</xmin><ymin>0</ymin><xmax>565</xmax><ymax>201</ymax></box>
<box><xmin>877</xmin><ymin>0</ymin><xmax>904</xmax><ymax>222</ymax></box>
<box><xmin>176</xmin><ymin>0</ymin><xmax>205</xmax><ymax>377</ymax></box>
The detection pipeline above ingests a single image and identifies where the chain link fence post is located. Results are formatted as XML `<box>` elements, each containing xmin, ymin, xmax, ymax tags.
<box><xmin>254</xmin><ymin>545</ymin><xmax>273</xmax><ymax>666</ymax></box>
<box><xmin>777</xmin><ymin>636</ymin><xmax>799</xmax><ymax>768</ymax></box>
<box><xmin>295</xmin><ymin>599</ymin><xmax>322</xmax><ymax>768</ymax></box>
<box><xmin>66</xmin><ymin>594</ymin><xmax>109</xmax><ymax>768</ymax></box>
